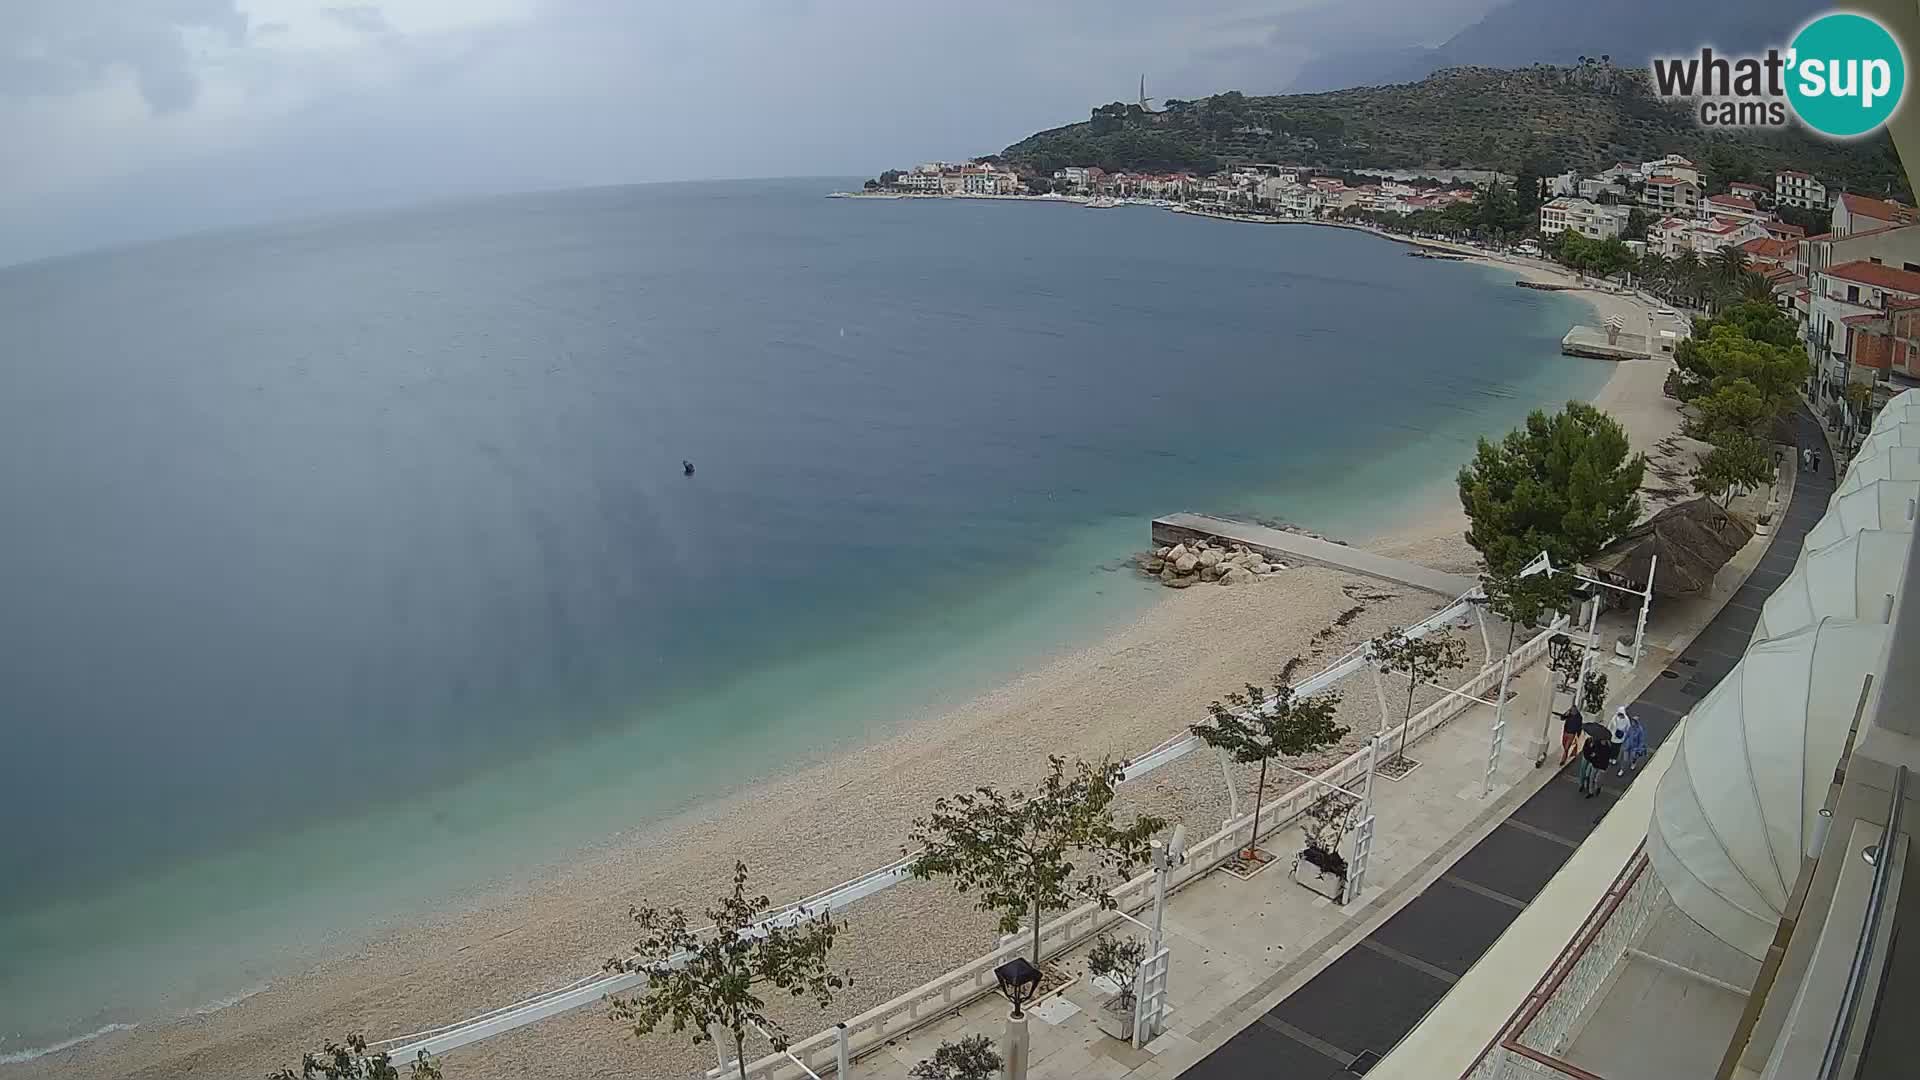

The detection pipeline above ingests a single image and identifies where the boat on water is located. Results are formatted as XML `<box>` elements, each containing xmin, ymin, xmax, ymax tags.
<box><xmin>1085</xmin><ymin>197</ymin><xmax>1119</xmax><ymax>209</ymax></box>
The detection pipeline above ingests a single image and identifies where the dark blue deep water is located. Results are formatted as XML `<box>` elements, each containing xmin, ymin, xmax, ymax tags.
<box><xmin>0</xmin><ymin>179</ymin><xmax>1603</xmax><ymax>1058</ymax></box>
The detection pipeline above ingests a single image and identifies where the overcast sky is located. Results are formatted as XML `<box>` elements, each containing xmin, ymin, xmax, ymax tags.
<box><xmin>0</xmin><ymin>0</ymin><xmax>1496</xmax><ymax>266</ymax></box>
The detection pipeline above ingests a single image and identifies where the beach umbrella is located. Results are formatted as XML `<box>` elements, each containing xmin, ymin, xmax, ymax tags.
<box><xmin>1650</xmin><ymin>618</ymin><xmax>1890</xmax><ymax>960</ymax></box>
<box><xmin>1804</xmin><ymin>478</ymin><xmax>1920</xmax><ymax>549</ymax></box>
<box><xmin>1588</xmin><ymin>498</ymin><xmax>1754</xmax><ymax>595</ymax></box>
<box><xmin>1837</xmin><ymin>445</ymin><xmax>1920</xmax><ymax>496</ymax></box>
<box><xmin>1753</xmin><ymin>528</ymin><xmax>1909</xmax><ymax>643</ymax></box>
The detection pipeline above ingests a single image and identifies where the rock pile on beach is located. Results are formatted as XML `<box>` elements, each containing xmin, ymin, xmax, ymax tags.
<box><xmin>1138</xmin><ymin>539</ymin><xmax>1280</xmax><ymax>589</ymax></box>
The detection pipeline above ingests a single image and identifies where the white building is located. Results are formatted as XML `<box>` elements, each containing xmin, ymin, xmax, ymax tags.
<box><xmin>1539</xmin><ymin>196</ymin><xmax>1629</xmax><ymax>240</ymax></box>
<box><xmin>1702</xmin><ymin>193</ymin><xmax>1767</xmax><ymax>223</ymax></box>
<box><xmin>1577</xmin><ymin>177</ymin><xmax>1621</xmax><ymax>201</ymax></box>
<box><xmin>1641</xmin><ymin>176</ymin><xmax>1701</xmax><ymax>214</ymax></box>
<box><xmin>1775</xmin><ymin>169</ymin><xmax>1828</xmax><ymax>209</ymax></box>
<box><xmin>1691</xmin><ymin>216</ymin><xmax>1769</xmax><ymax>255</ymax></box>
<box><xmin>1641</xmin><ymin>154</ymin><xmax>1701</xmax><ymax>185</ymax></box>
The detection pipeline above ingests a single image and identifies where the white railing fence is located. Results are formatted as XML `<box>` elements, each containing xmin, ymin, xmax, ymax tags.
<box><xmin>731</xmin><ymin>620</ymin><xmax>1565</xmax><ymax>1080</ymax></box>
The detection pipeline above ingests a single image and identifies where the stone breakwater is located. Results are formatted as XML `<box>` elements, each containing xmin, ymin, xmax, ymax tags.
<box><xmin>1137</xmin><ymin>538</ymin><xmax>1283</xmax><ymax>589</ymax></box>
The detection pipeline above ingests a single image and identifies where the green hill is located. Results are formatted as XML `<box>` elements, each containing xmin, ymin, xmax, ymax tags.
<box><xmin>999</xmin><ymin>63</ymin><xmax>1909</xmax><ymax>199</ymax></box>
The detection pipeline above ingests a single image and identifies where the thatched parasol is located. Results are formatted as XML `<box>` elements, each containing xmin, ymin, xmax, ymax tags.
<box><xmin>1588</xmin><ymin>498</ymin><xmax>1756</xmax><ymax>596</ymax></box>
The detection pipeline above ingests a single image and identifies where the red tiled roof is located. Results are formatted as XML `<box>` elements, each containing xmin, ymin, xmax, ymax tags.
<box><xmin>1840</xmin><ymin>192</ymin><xmax>1911</xmax><ymax>221</ymax></box>
<box><xmin>1707</xmin><ymin>194</ymin><xmax>1758</xmax><ymax>211</ymax></box>
<box><xmin>1845</xmin><ymin>312</ymin><xmax>1883</xmax><ymax>325</ymax></box>
<box><xmin>1826</xmin><ymin>259</ymin><xmax>1920</xmax><ymax>293</ymax></box>
<box><xmin>1646</xmin><ymin>176</ymin><xmax>1687</xmax><ymax>187</ymax></box>
<box><xmin>1739</xmin><ymin>237</ymin><xmax>1796</xmax><ymax>259</ymax></box>
<box><xmin>1766</xmin><ymin>221</ymin><xmax>1808</xmax><ymax>238</ymax></box>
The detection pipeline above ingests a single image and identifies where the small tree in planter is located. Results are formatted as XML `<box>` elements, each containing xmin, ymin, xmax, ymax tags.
<box><xmin>1189</xmin><ymin>673</ymin><xmax>1346</xmax><ymax>869</ymax></box>
<box><xmin>269</xmin><ymin>1034</ymin><xmax>443</xmax><ymax>1080</ymax></box>
<box><xmin>907</xmin><ymin>756</ymin><xmax>1165</xmax><ymax>974</ymax></box>
<box><xmin>1371</xmin><ymin>626</ymin><xmax>1470</xmax><ymax>772</ymax></box>
<box><xmin>604</xmin><ymin>862</ymin><xmax>848</xmax><ymax>1080</ymax></box>
<box><xmin>1086</xmin><ymin>932</ymin><xmax>1149</xmax><ymax>1039</ymax></box>
<box><xmin>1296</xmin><ymin>790</ymin><xmax>1360</xmax><ymax>901</ymax></box>
<box><xmin>1475</xmin><ymin>563</ymin><xmax>1569</xmax><ymax>662</ymax></box>
<box><xmin>1581</xmin><ymin>670</ymin><xmax>1609</xmax><ymax>715</ymax></box>
<box><xmin>910</xmin><ymin>1035</ymin><xmax>1002</xmax><ymax>1080</ymax></box>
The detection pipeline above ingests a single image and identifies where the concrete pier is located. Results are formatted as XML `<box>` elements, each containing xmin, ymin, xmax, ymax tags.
<box><xmin>1562</xmin><ymin>324</ymin><xmax>1649</xmax><ymax>360</ymax></box>
<box><xmin>1151</xmin><ymin>512</ymin><xmax>1476</xmax><ymax>597</ymax></box>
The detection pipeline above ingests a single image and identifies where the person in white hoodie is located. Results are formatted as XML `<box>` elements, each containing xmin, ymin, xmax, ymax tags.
<box><xmin>1613</xmin><ymin>707</ymin><xmax>1647</xmax><ymax>775</ymax></box>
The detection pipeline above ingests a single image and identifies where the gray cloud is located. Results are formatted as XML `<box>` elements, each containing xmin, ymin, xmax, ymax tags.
<box><xmin>323</xmin><ymin>5</ymin><xmax>392</xmax><ymax>35</ymax></box>
<box><xmin>0</xmin><ymin>0</ymin><xmax>1513</xmax><ymax>267</ymax></box>
<box><xmin>0</xmin><ymin>0</ymin><xmax>248</xmax><ymax>114</ymax></box>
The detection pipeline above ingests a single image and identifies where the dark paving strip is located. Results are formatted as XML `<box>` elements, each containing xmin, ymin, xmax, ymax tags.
<box><xmin>1178</xmin><ymin>406</ymin><xmax>1833</xmax><ymax>1079</ymax></box>
<box><xmin>1441</xmin><ymin>873</ymin><xmax>1530</xmax><ymax>910</ymax></box>
<box><xmin>1497</xmin><ymin>816</ymin><xmax>1582</xmax><ymax>850</ymax></box>
<box><xmin>1255</xmin><ymin>1015</ymin><xmax>1357</xmax><ymax>1068</ymax></box>
<box><xmin>1357</xmin><ymin>938</ymin><xmax>1461</xmax><ymax>985</ymax></box>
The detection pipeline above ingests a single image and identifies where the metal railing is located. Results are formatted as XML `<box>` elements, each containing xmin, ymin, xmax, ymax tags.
<box><xmin>1818</xmin><ymin>764</ymin><xmax>1908</xmax><ymax>1080</ymax></box>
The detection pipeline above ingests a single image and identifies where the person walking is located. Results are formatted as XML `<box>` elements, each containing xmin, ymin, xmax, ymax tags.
<box><xmin>1580</xmin><ymin>733</ymin><xmax>1619</xmax><ymax>797</ymax></box>
<box><xmin>1619</xmin><ymin>712</ymin><xmax>1648</xmax><ymax>775</ymax></box>
<box><xmin>1811</xmin><ymin>448</ymin><xmax>1822</xmax><ymax>474</ymax></box>
<box><xmin>1802</xmin><ymin>446</ymin><xmax>1813</xmax><ymax>471</ymax></box>
<box><xmin>1561</xmin><ymin>704</ymin><xmax>1585</xmax><ymax>766</ymax></box>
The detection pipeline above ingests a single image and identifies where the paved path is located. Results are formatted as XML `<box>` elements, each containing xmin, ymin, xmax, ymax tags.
<box><xmin>1152</xmin><ymin>513</ymin><xmax>1477</xmax><ymax>597</ymax></box>
<box><xmin>1175</xmin><ymin>405</ymin><xmax>1834</xmax><ymax>1078</ymax></box>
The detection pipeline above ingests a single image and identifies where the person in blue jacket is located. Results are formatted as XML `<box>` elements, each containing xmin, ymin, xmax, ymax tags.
<box><xmin>1614</xmin><ymin>708</ymin><xmax>1648</xmax><ymax>776</ymax></box>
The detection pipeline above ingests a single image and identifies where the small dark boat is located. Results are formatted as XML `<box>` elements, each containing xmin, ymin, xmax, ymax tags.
<box><xmin>682</xmin><ymin>460</ymin><xmax>695</xmax><ymax>476</ymax></box>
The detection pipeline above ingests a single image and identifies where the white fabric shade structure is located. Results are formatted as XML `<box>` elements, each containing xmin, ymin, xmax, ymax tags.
<box><xmin>1650</xmin><ymin>619</ymin><xmax>1891</xmax><ymax>961</ymax></box>
<box><xmin>1849</xmin><ymin>421</ymin><xmax>1920</xmax><ymax>465</ymax></box>
<box><xmin>1753</xmin><ymin>529</ymin><xmax>1908</xmax><ymax>642</ymax></box>
<box><xmin>1869</xmin><ymin>388</ymin><xmax>1920</xmax><ymax>433</ymax></box>
<box><xmin>1802</xmin><ymin>478</ymin><xmax>1919</xmax><ymax>550</ymax></box>
<box><xmin>1838</xmin><ymin>445</ymin><xmax>1920</xmax><ymax>495</ymax></box>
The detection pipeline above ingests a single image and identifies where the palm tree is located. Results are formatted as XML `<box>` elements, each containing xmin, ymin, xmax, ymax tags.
<box><xmin>1671</xmin><ymin>250</ymin><xmax>1703</xmax><ymax>308</ymax></box>
<box><xmin>1713</xmin><ymin>246</ymin><xmax>1749</xmax><ymax>286</ymax></box>
<box><xmin>1740</xmin><ymin>270</ymin><xmax>1776</xmax><ymax>303</ymax></box>
<box><xmin>1640</xmin><ymin>252</ymin><xmax>1672</xmax><ymax>298</ymax></box>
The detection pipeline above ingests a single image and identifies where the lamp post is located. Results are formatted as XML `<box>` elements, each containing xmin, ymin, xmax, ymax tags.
<box><xmin>994</xmin><ymin>957</ymin><xmax>1042</xmax><ymax>1080</ymax></box>
<box><xmin>1534</xmin><ymin>633</ymin><xmax>1578</xmax><ymax>768</ymax></box>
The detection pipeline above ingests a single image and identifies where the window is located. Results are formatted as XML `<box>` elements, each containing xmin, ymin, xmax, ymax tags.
<box><xmin>1872</xmin><ymin>257</ymin><xmax>1885</xmax><ymax>265</ymax></box>
<box><xmin>1850</xmin><ymin>285</ymin><xmax>1862</xmax><ymax>303</ymax></box>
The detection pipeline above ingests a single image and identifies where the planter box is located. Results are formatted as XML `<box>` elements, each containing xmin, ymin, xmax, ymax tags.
<box><xmin>1086</xmin><ymin>973</ymin><xmax>1138</xmax><ymax>1040</ymax></box>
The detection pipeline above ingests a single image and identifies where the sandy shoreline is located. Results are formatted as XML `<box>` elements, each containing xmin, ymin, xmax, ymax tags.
<box><xmin>12</xmin><ymin>237</ymin><xmax>1682</xmax><ymax>1080</ymax></box>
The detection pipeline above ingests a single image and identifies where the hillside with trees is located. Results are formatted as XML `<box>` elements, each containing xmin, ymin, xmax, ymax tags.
<box><xmin>1000</xmin><ymin>63</ymin><xmax>1909</xmax><ymax>200</ymax></box>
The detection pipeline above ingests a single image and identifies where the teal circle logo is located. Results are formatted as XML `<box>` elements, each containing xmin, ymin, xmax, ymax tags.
<box><xmin>1787</xmin><ymin>12</ymin><xmax>1906</xmax><ymax>137</ymax></box>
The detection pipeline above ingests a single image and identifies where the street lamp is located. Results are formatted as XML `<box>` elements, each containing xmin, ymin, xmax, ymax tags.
<box><xmin>994</xmin><ymin>957</ymin><xmax>1042</xmax><ymax>1019</ymax></box>
<box><xmin>995</xmin><ymin>957</ymin><xmax>1043</xmax><ymax>1080</ymax></box>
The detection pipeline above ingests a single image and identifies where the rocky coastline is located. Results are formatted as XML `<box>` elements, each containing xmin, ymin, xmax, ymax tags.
<box><xmin>1138</xmin><ymin>537</ymin><xmax>1282</xmax><ymax>589</ymax></box>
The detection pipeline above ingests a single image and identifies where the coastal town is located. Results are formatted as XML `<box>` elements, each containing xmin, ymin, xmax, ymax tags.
<box><xmin>853</xmin><ymin>151</ymin><xmax>1920</xmax><ymax>456</ymax></box>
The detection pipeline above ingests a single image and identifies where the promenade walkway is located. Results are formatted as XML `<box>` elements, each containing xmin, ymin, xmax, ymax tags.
<box><xmin>866</xmin><ymin>410</ymin><xmax>1828</xmax><ymax>1080</ymax></box>
<box><xmin>1175</xmin><ymin>404</ymin><xmax>1831</xmax><ymax>1079</ymax></box>
<box><xmin>1152</xmin><ymin>513</ymin><xmax>1478</xmax><ymax>597</ymax></box>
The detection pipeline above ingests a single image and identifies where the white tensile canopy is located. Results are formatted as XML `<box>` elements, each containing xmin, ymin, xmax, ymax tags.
<box><xmin>1849</xmin><ymin>421</ymin><xmax>1920</xmax><ymax>465</ymax></box>
<box><xmin>1869</xmin><ymin>388</ymin><xmax>1920</xmax><ymax>433</ymax></box>
<box><xmin>1650</xmin><ymin>619</ymin><xmax>1891</xmax><ymax>960</ymax></box>
<box><xmin>1803</xmin><ymin>478</ymin><xmax>1919</xmax><ymax>550</ymax></box>
<box><xmin>1754</xmin><ymin>529</ymin><xmax>1908</xmax><ymax>642</ymax></box>
<box><xmin>1838</xmin><ymin>445</ymin><xmax>1920</xmax><ymax>495</ymax></box>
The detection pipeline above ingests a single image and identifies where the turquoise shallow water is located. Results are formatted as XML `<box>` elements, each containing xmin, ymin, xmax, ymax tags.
<box><xmin>0</xmin><ymin>181</ymin><xmax>1607</xmax><ymax>1059</ymax></box>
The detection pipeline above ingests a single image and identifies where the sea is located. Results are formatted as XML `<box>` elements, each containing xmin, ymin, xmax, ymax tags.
<box><xmin>0</xmin><ymin>179</ymin><xmax>1608</xmax><ymax>1064</ymax></box>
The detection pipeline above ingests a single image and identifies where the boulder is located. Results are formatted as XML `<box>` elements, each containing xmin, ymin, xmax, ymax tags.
<box><xmin>1198</xmin><ymin>548</ymin><xmax>1222</xmax><ymax>568</ymax></box>
<box><xmin>1168</xmin><ymin>544</ymin><xmax>1190</xmax><ymax>562</ymax></box>
<box><xmin>1156</xmin><ymin>546</ymin><xmax>1171</xmax><ymax>558</ymax></box>
<box><xmin>1165</xmin><ymin>572</ymin><xmax>1195</xmax><ymax>589</ymax></box>
<box><xmin>1221</xmin><ymin>566</ymin><xmax>1255</xmax><ymax>586</ymax></box>
<box><xmin>1201</xmin><ymin>564</ymin><xmax>1223</xmax><ymax>582</ymax></box>
<box><xmin>1249</xmin><ymin>561</ymin><xmax>1270</xmax><ymax>575</ymax></box>
<box><xmin>1174</xmin><ymin>553</ymin><xmax>1199</xmax><ymax>574</ymax></box>
<box><xmin>1144</xmin><ymin>558</ymin><xmax>1165</xmax><ymax>574</ymax></box>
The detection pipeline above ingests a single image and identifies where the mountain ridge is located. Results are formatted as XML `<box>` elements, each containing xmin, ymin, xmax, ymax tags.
<box><xmin>998</xmin><ymin>63</ymin><xmax>1908</xmax><ymax>199</ymax></box>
